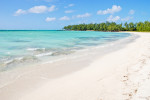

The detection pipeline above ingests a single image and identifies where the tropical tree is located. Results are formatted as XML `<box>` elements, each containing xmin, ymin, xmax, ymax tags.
<box><xmin>63</xmin><ymin>21</ymin><xmax>150</xmax><ymax>32</ymax></box>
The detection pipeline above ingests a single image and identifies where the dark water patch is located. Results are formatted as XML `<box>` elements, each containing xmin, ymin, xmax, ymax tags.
<box><xmin>103</xmin><ymin>38</ymin><xmax>119</xmax><ymax>41</ymax></box>
<box><xmin>75</xmin><ymin>43</ymin><xmax>100</xmax><ymax>46</ymax></box>
<box><xmin>12</xmin><ymin>40</ymin><xmax>31</xmax><ymax>43</ymax></box>
<box><xmin>7</xmin><ymin>46</ymin><xmax>25</xmax><ymax>50</ymax></box>
<box><xmin>76</xmin><ymin>37</ymin><xmax>102</xmax><ymax>41</ymax></box>
<box><xmin>76</xmin><ymin>36</ymin><xmax>123</xmax><ymax>41</ymax></box>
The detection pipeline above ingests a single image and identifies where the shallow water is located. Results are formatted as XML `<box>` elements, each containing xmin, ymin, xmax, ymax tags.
<box><xmin>0</xmin><ymin>30</ymin><xmax>131</xmax><ymax>71</ymax></box>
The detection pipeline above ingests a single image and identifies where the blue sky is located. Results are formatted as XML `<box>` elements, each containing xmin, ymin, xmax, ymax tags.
<box><xmin>0</xmin><ymin>0</ymin><xmax>150</xmax><ymax>30</ymax></box>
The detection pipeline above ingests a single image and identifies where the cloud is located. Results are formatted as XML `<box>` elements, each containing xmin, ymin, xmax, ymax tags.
<box><xmin>107</xmin><ymin>15</ymin><xmax>120</xmax><ymax>22</ymax></box>
<box><xmin>59</xmin><ymin>16</ymin><xmax>70</xmax><ymax>20</ymax></box>
<box><xmin>14</xmin><ymin>9</ymin><xmax>26</xmax><ymax>16</ymax></box>
<box><xmin>28</xmin><ymin>6</ymin><xmax>48</xmax><ymax>13</ymax></box>
<box><xmin>129</xmin><ymin>10</ymin><xmax>135</xmax><ymax>15</ymax></box>
<box><xmin>45</xmin><ymin>17</ymin><xmax>56</xmax><ymax>22</ymax></box>
<box><xmin>64</xmin><ymin>4</ymin><xmax>74</xmax><ymax>8</ymax></box>
<box><xmin>76</xmin><ymin>13</ymin><xmax>91</xmax><ymax>18</ymax></box>
<box><xmin>97</xmin><ymin>5</ymin><xmax>122</xmax><ymax>15</ymax></box>
<box><xmin>48</xmin><ymin>5</ymin><xmax>56</xmax><ymax>12</ymax></box>
<box><xmin>65</xmin><ymin>10</ymin><xmax>74</xmax><ymax>13</ymax></box>
<box><xmin>121</xmin><ymin>16</ymin><xmax>133</xmax><ymax>21</ymax></box>
<box><xmin>14</xmin><ymin>5</ymin><xmax>56</xmax><ymax>16</ymax></box>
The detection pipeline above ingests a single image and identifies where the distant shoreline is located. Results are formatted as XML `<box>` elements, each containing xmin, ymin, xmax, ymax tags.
<box><xmin>1</xmin><ymin>30</ymin><xmax>150</xmax><ymax>33</ymax></box>
<box><xmin>0</xmin><ymin>30</ymin><xmax>64</xmax><ymax>31</ymax></box>
<box><xmin>64</xmin><ymin>30</ymin><xmax>150</xmax><ymax>32</ymax></box>
<box><xmin>63</xmin><ymin>21</ymin><xmax>150</xmax><ymax>32</ymax></box>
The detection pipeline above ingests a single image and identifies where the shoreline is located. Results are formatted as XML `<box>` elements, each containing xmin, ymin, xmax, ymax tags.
<box><xmin>0</xmin><ymin>32</ymin><xmax>150</xmax><ymax>100</ymax></box>
<box><xmin>0</xmin><ymin>32</ymin><xmax>135</xmax><ymax>88</ymax></box>
<box><xmin>0</xmin><ymin>31</ymin><xmax>131</xmax><ymax>72</ymax></box>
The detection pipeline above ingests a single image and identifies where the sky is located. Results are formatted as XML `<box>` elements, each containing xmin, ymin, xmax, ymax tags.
<box><xmin>0</xmin><ymin>0</ymin><xmax>150</xmax><ymax>30</ymax></box>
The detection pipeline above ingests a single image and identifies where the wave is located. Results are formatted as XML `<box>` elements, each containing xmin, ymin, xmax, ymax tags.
<box><xmin>27</xmin><ymin>48</ymin><xmax>46</xmax><ymax>51</ymax></box>
<box><xmin>0</xmin><ymin>49</ymin><xmax>75</xmax><ymax>71</ymax></box>
<box><xmin>35</xmin><ymin>52</ymin><xmax>53</xmax><ymax>57</ymax></box>
<box><xmin>0</xmin><ymin>56</ymin><xmax>38</xmax><ymax>71</ymax></box>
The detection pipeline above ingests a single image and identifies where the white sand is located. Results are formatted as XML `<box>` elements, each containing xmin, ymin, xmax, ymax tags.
<box><xmin>1</xmin><ymin>32</ymin><xmax>150</xmax><ymax>100</ymax></box>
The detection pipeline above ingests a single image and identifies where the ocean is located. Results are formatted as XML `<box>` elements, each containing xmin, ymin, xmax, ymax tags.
<box><xmin>0</xmin><ymin>30</ymin><xmax>131</xmax><ymax>71</ymax></box>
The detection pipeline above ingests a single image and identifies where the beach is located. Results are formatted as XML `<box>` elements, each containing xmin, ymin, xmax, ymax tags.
<box><xmin>0</xmin><ymin>32</ymin><xmax>150</xmax><ymax>100</ymax></box>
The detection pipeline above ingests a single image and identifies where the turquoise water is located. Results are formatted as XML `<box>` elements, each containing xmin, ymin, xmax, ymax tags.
<box><xmin>0</xmin><ymin>30</ymin><xmax>131</xmax><ymax>71</ymax></box>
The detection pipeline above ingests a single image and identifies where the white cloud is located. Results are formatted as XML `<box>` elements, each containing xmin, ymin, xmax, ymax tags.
<box><xmin>65</xmin><ymin>10</ymin><xmax>74</xmax><ymax>13</ymax></box>
<box><xmin>97</xmin><ymin>5</ymin><xmax>122</xmax><ymax>15</ymax></box>
<box><xmin>76</xmin><ymin>13</ymin><xmax>91</xmax><ymax>18</ymax></box>
<box><xmin>107</xmin><ymin>15</ymin><xmax>120</xmax><ymax>22</ymax></box>
<box><xmin>28</xmin><ymin>6</ymin><xmax>48</xmax><ymax>13</ymax></box>
<box><xmin>14</xmin><ymin>9</ymin><xmax>26</xmax><ymax>16</ymax></box>
<box><xmin>45</xmin><ymin>17</ymin><xmax>56</xmax><ymax>22</ymax></box>
<box><xmin>129</xmin><ymin>10</ymin><xmax>135</xmax><ymax>15</ymax></box>
<box><xmin>48</xmin><ymin>5</ymin><xmax>56</xmax><ymax>12</ymax></box>
<box><xmin>121</xmin><ymin>16</ymin><xmax>133</xmax><ymax>21</ymax></box>
<box><xmin>14</xmin><ymin>5</ymin><xmax>56</xmax><ymax>16</ymax></box>
<box><xmin>59</xmin><ymin>16</ymin><xmax>70</xmax><ymax>20</ymax></box>
<box><xmin>64</xmin><ymin>4</ymin><xmax>74</xmax><ymax>8</ymax></box>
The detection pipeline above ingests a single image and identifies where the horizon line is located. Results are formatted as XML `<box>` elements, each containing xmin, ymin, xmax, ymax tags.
<box><xmin>0</xmin><ymin>29</ymin><xmax>63</xmax><ymax>31</ymax></box>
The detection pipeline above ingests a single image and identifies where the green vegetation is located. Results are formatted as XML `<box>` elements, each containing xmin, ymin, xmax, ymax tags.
<box><xmin>63</xmin><ymin>21</ymin><xmax>150</xmax><ymax>32</ymax></box>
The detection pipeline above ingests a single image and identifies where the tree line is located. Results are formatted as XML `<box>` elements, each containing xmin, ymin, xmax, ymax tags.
<box><xmin>63</xmin><ymin>21</ymin><xmax>150</xmax><ymax>32</ymax></box>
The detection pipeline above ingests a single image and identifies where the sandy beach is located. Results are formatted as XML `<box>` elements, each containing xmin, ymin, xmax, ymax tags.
<box><xmin>0</xmin><ymin>32</ymin><xmax>150</xmax><ymax>100</ymax></box>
